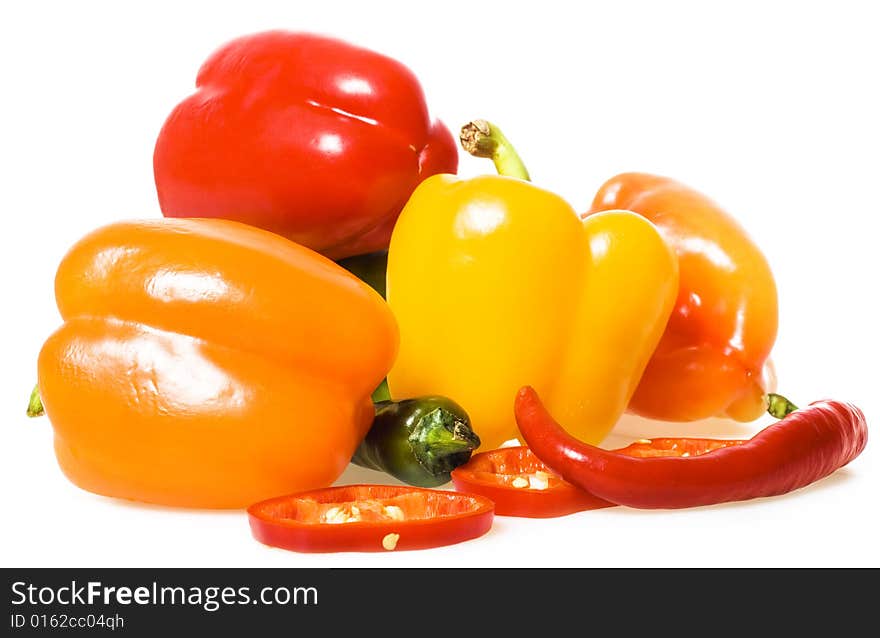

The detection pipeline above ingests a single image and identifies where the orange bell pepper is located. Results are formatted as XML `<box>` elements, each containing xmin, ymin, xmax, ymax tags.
<box><xmin>588</xmin><ymin>173</ymin><xmax>778</xmax><ymax>422</ymax></box>
<box><xmin>34</xmin><ymin>218</ymin><xmax>398</xmax><ymax>508</ymax></box>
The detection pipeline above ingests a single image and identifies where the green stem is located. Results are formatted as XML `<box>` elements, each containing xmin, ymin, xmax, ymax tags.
<box><xmin>371</xmin><ymin>378</ymin><xmax>391</xmax><ymax>403</ymax></box>
<box><xmin>767</xmin><ymin>393</ymin><xmax>798</xmax><ymax>419</ymax></box>
<box><xmin>459</xmin><ymin>120</ymin><xmax>531</xmax><ymax>181</ymax></box>
<box><xmin>27</xmin><ymin>383</ymin><xmax>44</xmax><ymax>417</ymax></box>
<box><xmin>407</xmin><ymin>407</ymin><xmax>481</xmax><ymax>478</ymax></box>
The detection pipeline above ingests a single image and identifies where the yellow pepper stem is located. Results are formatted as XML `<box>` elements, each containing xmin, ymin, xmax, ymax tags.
<box><xmin>27</xmin><ymin>383</ymin><xmax>44</xmax><ymax>417</ymax></box>
<box><xmin>459</xmin><ymin>120</ymin><xmax>531</xmax><ymax>181</ymax></box>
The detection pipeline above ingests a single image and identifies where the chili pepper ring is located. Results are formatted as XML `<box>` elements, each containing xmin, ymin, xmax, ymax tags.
<box><xmin>515</xmin><ymin>386</ymin><xmax>867</xmax><ymax>510</ymax></box>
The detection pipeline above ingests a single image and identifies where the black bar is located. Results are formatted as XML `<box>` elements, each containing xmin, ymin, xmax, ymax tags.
<box><xmin>2</xmin><ymin>568</ymin><xmax>872</xmax><ymax>634</ymax></box>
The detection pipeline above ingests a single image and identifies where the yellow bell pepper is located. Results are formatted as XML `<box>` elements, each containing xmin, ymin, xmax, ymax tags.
<box><xmin>386</xmin><ymin>121</ymin><xmax>679</xmax><ymax>450</ymax></box>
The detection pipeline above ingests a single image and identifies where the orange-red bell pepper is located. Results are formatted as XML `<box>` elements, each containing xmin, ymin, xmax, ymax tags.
<box><xmin>588</xmin><ymin>173</ymin><xmax>778</xmax><ymax>422</ymax></box>
<box><xmin>34</xmin><ymin>218</ymin><xmax>398</xmax><ymax>508</ymax></box>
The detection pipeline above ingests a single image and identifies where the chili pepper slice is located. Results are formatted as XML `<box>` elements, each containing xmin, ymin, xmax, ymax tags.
<box><xmin>248</xmin><ymin>485</ymin><xmax>494</xmax><ymax>552</ymax></box>
<box><xmin>515</xmin><ymin>386</ymin><xmax>868</xmax><ymax>509</ymax></box>
<box><xmin>451</xmin><ymin>446</ymin><xmax>614</xmax><ymax>517</ymax></box>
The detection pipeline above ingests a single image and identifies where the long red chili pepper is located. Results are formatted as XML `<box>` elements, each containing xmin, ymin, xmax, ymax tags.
<box><xmin>514</xmin><ymin>386</ymin><xmax>867</xmax><ymax>509</ymax></box>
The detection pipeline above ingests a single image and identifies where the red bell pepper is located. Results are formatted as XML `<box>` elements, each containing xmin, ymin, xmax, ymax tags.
<box><xmin>153</xmin><ymin>31</ymin><xmax>458</xmax><ymax>260</ymax></box>
<box><xmin>515</xmin><ymin>386</ymin><xmax>868</xmax><ymax>510</ymax></box>
<box><xmin>451</xmin><ymin>447</ymin><xmax>614</xmax><ymax>518</ymax></box>
<box><xmin>248</xmin><ymin>485</ymin><xmax>494</xmax><ymax>553</ymax></box>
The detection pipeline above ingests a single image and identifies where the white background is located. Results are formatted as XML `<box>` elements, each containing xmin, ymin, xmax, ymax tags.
<box><xmin>1</xmin><ymin>0</ymin><xmax>877</xmax><ymax>568</ymax></box>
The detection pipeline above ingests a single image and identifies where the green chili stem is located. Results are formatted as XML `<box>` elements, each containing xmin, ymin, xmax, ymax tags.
<box><xmin>767</xmin><ymin>393</ymin><xmax>798</xmax><ymax>419</ymax></box>
<box><xmin>459</xmin><ymin>120</ymin><xmax>531</xmax><ymax>181</ymax></box>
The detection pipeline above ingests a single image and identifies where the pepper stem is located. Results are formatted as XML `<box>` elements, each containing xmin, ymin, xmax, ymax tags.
<box><xmin>767</xmin><ymin>393</ymin><xmax>798</xmax><ymax>419</ymax></box>
<box><xmin>371</xmin><ymin>378</ymin><xmax>391</xmax><ymax>403</ymax></box>
<box><xmin>408</xmin><ymin>407</ymin><xmax>481</xmax><ymax>478</ymax></box>
<box><xmin>27</xmin><ymin>383</ymin><xmax>44</xmax><ymax>418</ymax></box>
<box><xmin>460</xmin><ymin>120</ymin><xmax>531</xmax><ymax>181</ymax></box>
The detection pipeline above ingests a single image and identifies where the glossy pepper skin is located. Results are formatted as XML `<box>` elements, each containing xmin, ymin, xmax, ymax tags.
<box><xmin>588</xmin><ymin>173</ymin><xmax>778</xmax><ymax>422</ymax></box>
<box><xmin>387</xmin><ymin>174</ymin><xmax>679</xmax><ymax>450</ymax></box>
<box><xmin>153</xmin><ymin>31</ymin><xmax>458</xmax><ymax>260</ymax></box>
<box><xmin>36</xmin><ymin>218</ymin><xmax>398</xmax><ymax>508</ymax></box>
<box><xmin>515</xmin><ymin>386</ymin><xmax>867</xmax><ymax>509</ymax></box>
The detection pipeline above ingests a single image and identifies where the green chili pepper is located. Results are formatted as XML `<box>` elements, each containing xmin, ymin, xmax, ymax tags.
<box><xmin>353</xmin><ymin>396</ymin><xmax>480</xmax><ymax>487</ymax></box>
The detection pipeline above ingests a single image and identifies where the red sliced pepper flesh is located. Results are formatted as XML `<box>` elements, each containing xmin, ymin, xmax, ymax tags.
<box><xmin>248</xmin><ymin>484</ymin><xmax>494</xmax><ymax>553</ymax></box>
<box><xmin>515</xmin><ymin>386</ymin><xmax>868</xmax><ymax>510</ymax></box>
<box><xmin>451</xmin><ymin>447</ymin><xmax>614</xmax><ymax>518</ymax></box>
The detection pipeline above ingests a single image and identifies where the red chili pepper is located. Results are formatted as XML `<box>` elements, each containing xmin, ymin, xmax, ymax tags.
<box><xmin>153</xmin><ymin>31</ymin><xmax>458</xmax><ymax>260</ymax></box>
<box><xmin>247</xmin><ymin>485</ymin><xmax>494</xmax><ymax>553</ymax></box>
<box><xmin>514</xmin><ymin>386</ymin><xmax>867</xmax><ymax>509</ymax></box>
<box><xmin>451</xmin><ymin>446</ymin><xmax>614</xmax><ymax>518</ymax></box>
<box><xmin>451</xmin><ymin>442</ymin><xmax>748</xmax><ymax>517</ymax></box>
